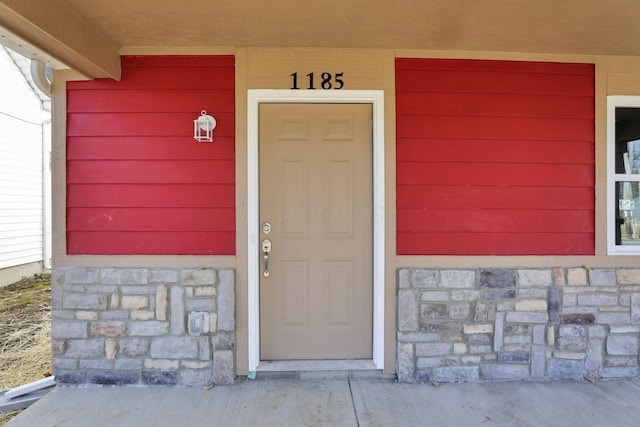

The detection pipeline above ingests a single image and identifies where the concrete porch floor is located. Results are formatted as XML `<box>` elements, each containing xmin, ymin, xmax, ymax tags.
<box><xmin>7</xmin><ymin>377</ymin><xmax>640</xmax><ymax>426</ymax></box>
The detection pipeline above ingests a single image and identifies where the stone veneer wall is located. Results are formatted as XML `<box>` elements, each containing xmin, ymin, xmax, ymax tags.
<box><xmin>51</xmin><ymin>267</ymin><xmax>235</xmax><ymax>386</ymax></box>
<box><xmin>398</xmin><ymin>268</ymin><xmax>640</xmax><ymax>383</ymax></box>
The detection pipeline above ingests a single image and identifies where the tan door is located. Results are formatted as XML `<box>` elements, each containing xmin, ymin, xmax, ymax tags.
<box><xmin>259</xmin><ymin>103</ymin><xmax>373</xmax><ymax>360</ymax></box>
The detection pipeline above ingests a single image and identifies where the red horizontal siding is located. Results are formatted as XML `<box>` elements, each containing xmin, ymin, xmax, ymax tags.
<box><xmin>396</xmin><ymin>58</ymin><xmax>595</xmax><ymax>255</ymax></box>
<box><xmin>67</xmin><ymin>184</ymin><xmax>235</xmax><ymax>208</ymax></box>
<box><xmin>397</xmin><ymin>233</ymin><xmax>594</xmax><ymax>256</ymax></box>
<box><xmin>66</xmin><ymin>55</ymin><xmax>235</xmax><ymax>255</ymax></box>
<box><xmin>67</xmin><ymin>231</ymin><xmax>235</xmax><ymax>255</ymax></box>
<box><xmin>397</xmin><ymin>116</ymin><xmax>593</xmax><ymax>141</ymax></box>
<box><xmin>397</xmin><ymin>186</ymin><xmax>595</xmax><ymax>210</ymax></box>
<box><xmin>397</xmin><ymin>209</ymin><xmax>593</xmax><ymax>233</ymax></box>
<box><xmin>67</xmin><ymin>208</ymin><xmax>235</xmax><ymax>231</ymax></box>
<box><xmin>396</xmin><ymin>139</ymin><xmax>593</xmax><ymax>164</ymax></box>
<box><xmin>396</xmin><ymin>58</ymin><xmax>594</xmax><ymax>74</ymax></box>
<box><xmin>397</xmin><ymin>92</ymin><xmax>594</xmax><ymax>119</ymax></box>
<box><xmin>67</xmin><ymin>160</ymin><xmax>235</xmax><ymax>184</ymax></box>
<box><xmin>67</xmin><ymin>136</ymin><xmax>234</xmax><ymax>160</ymax></box>
<box><xmin>397</xmin><ymin>163</ymin><xmax>593</xmax><ymax>187</ymax></box>
<box><xmin>67</xmin><ymin>89</ymin><xmax>235</xmax><ymax>113</ymax></box>
<box><xmin>67</xmin><ymin>112</ymin><xmax>235</xmax><ymax>137</ymax></box>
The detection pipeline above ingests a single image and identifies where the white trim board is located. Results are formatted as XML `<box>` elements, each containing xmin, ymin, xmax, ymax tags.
<box><xmin>246</xmin><ymin>90</ymin><xmax>385</xmax><ymax>371</ymax></box>
<box><xmin>607</xmin><ymin>96</ymin><xmax>640</xmax><ymax>255</ymax></box>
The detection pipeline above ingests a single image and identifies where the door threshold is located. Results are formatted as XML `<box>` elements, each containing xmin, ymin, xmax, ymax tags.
<box><xmin>253</xmin><ymin>360</ymin><xmax>395</xmax><ymax>381</ymax></box>
<box><xmin>258</xmin><ymin>359</ymin><xmax>376</xmax><ymax>372</ymax></box>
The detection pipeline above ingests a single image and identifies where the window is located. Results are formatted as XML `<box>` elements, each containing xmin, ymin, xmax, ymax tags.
<box><xmin>608</xmin><ymin>96</ymin><xmax>640</xmax><ymax>254</ymax></box>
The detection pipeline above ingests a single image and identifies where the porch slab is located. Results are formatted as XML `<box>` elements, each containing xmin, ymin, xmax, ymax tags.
<box><xmin>8</xmin><ymin>378</ymin><xmax>640</xmax><ymax>427</ymax></box>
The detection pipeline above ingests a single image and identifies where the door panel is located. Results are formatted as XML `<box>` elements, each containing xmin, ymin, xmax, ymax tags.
<box><xmin>259</xmin><ymin>103</ymin><xmax>373</xmax><ymax>360</ymax></box>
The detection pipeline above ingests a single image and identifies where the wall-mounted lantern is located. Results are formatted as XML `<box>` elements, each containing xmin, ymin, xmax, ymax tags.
<box><xmin>193</xmin><ymin>110</ymin><xmax>216</xmax><ymax>142</ymax></box>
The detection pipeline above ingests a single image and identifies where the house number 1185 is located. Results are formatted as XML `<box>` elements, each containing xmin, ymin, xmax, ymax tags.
<box><xmin>290</xmin><ymin>72</ymin><xmax>345</xmax><ymax>90</ymax></box>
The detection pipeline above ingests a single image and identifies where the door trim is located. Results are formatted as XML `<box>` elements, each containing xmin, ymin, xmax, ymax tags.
<box><xmin>247</xmin><ymin>90</ymin><xmax>385</xmax><ymax>371</ymax></box>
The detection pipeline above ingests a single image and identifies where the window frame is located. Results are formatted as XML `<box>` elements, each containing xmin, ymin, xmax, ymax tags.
<box><xmin>607</xmin><ymin>95</ymin><xmax>640</xmax><ymax>255</ymax></box>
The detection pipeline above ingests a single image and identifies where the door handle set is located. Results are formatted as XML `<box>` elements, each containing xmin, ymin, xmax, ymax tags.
<box><xmin>261</xmin><ymin>221</ymin><xmax>272</xmax><ymax>277</ymax></box>
<box><xmin>262</xmin><ymin>238</ymin><xmax>272</xmax><ymax>277</ymax></box>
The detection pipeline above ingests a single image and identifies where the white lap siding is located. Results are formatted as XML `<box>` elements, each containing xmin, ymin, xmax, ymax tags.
<box><xmin>0</xmin><ymin>47</ymin><xmax>47</xmax><ymax>271</ymax></box>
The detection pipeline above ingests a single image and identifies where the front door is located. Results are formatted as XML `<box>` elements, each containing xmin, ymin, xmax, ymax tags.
<box><xmin>259</xmin><ymin>103</ymin><xmax>373</xmax><ymax>360</ymax></box>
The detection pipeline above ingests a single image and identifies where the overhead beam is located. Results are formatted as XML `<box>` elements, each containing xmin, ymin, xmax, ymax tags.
<box><xmin>0</xmin><ymin>0</ymin><xmax>120</xmax><ymax>80</ymax></box>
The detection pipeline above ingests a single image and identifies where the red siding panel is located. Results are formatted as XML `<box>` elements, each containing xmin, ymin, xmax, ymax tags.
<box><xmin>396</xmin><ymin>58</ymin><xmax>595</xmax><ymax>255</ymax></box>
<box><xmin>67</xmin><ymin>232</ymin><xmax>235</xmax><ymax>255</ymax></box>
<box><xmin>66</xmin><ymin>55</ymin><xmax>235</xmax><ymax>255</ymax></box>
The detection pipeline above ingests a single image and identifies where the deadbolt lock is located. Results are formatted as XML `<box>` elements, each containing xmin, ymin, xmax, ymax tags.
<box><xmin>262</xmin><ymin>221</ymin><xmax>272</xmax><ymax>235</ymax></box>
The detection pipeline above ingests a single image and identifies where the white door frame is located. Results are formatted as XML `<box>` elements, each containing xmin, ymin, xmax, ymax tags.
<box><xmin>247</xmin><ymin>89</ymin><xmax>385</xmax><ymax>371</ymax></box>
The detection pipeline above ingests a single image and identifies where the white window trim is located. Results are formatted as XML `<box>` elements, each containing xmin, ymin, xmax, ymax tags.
<box><xmin>246</xmin><ymin>89</ymin><xmax>385</xmax><ymax>372</ymax></box>
<box><xmin>607</xmin><ymin>95</ymin><xmax>640</xmax><ymax>255</ymax></box>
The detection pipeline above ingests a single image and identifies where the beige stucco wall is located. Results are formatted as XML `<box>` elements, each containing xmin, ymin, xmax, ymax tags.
<box><xmin>52</xmin><ymin>46</ymin><xmax>640</xmax><ymax>375</ymax></box>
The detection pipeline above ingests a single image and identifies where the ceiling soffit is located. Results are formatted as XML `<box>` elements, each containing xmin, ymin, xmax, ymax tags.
<box><xmin>3</xmin><ymin>1</ymin><xmax>640</xmax><ymax>79</ymax></box>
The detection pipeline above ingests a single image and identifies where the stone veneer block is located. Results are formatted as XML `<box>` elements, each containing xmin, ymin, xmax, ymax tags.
<box><xmin>87</xmin><ymin>371</ymin><xmax>138</xmax><ymax>385</ymax></box>
<box><xmin>430</xmin><ymin>366</ymin><xmax>479</xmax><ymax>383</ymax></box>
<box><xmin>63</xmin><ymin>294</ymin><xmax>107</xmax><ymax>310</ymax></box>
<box><xmin>90</xmin><ymin>321</ymin><xmax>126</xmax><ymax>337</ymax></box>
<box><xmin>589</xmin><ymin>269</ymin><xmax>616</xmax><ymax>287</ymax></box>
<box><xmin>518</xmin><ymin>269</ymin><xmax>552</xmax><ymax>287</ymax></box>
<box><xmin>552</xmin><ymin>268</ymin><xmax>565</xmax><ymax>286</ymax></box>
<box><xmin>213</xmin><ymin>350</ymin><xmax>235</xmax><ymax>385</ymax></box>
<box><xmin>498</xmin><ymin>352</ymin><xmax>530</xmax><ymax>364</ymax></box>
<box><xmin>567</xmin><ymin>268</ymin><xmax>587</xmax><ymax>286</ymax></box>
<box><xmin>396</xmin><ymin>343</ymin><xmax>415</xmax><ymax>382</ymax></box>
<box><xmin>142</xmin><ymin>370</ymin><xmax>177</xmax><ymax>386</ymax></box>
<box><xmin>105</xmin><ymin>339</ymin><xmax>117</xmax><ymax>359</ymax></box>
<box><xmin>412</xmin><ymin>270</ymin><xmax>439</xmax><ymax>288</ymax></box>
<box><xmin>577</xmin><ymin>293</ymin><xmax>618</xmax><ymax>306</ymax></box>
<box><xmin>65</xmin><ymin>339</ymin><xmax>105</xmax><ymax>358</ymax></box>
<box><xmin>480</xmin><ymin>364</ymin><xmax>529</xmax><ymax>380</ymax></box>
<box><xmin>398</xmin><ymin>290</ymin><xmax>418</xmax><ymax>331</ymax></box>
<box><xmin>505</xmin><ymin>312</ymin><xmax>548</xmax><ymax>324</ymax></box>
<box><xmin>121</xmin><ymin>295</ymin><xmax>149</xmax><ymax>310</ymax></box>
<box><xmin>170</xmin><ymin>286</ymin><xmax>185</xmax><ymax>335</ymax></box>
<box><xmin>420</xmin><ymin>303</ymin><xmax>447</xmax><ymax>320</ymax></box>
<box><xmin>52</xmin><ymin>321</ymin><xmax>88</xmax><ymax>339</ymax></box>
<box><xmin>218</xmin><ymin>270</ymin><xmax>235</xmax><ymax>331</ymax></box>
<box><xmin>421</xmin><ymin>291</ymin><xmax>450</xmax><ymax>302</ymax></box>
<box><xmin>494</xmin><ymin>313</ymin><xmax>505</xmax><ymax>352</ymax></box>
<box><xmin>181</xmin><ymin>269</ymin><xmax>216</xmax><ymax>286</ymax></box>
<box><xmin>463</xmin><ymin>324</ymin><xmax>493</xmax><ymax>334</ymax></box>
<box><xmin>606</xmin><ymin>335</ymin><xmax>639</xmax><ymax>356</ymax></box>
<box><xmin>128</xmin><ymin>321</ymin><xmax>169</xmax><ymax>336</ymax></box>
<box><xmin>416</xmin><ymin>343</ymin><xmax>452</xmax><ymax>357</ymax></box>
<box><xmin>515</xmin><ymin>300</ymin><xmax>547</xmax><ymax>312</ymax></box>
<box><xmin>560</xmin><ymin>313</ymin><xmax>595</xmax><ymax>325</ymax></box>
<box><xmin>440</xmin><ymin>270</ymin><xmax>475</xmax><ymax>288</ymax></box>
<box><xmin>65</xmin><ymin>267</ymin><xmax>100</xmax><ymax>284</ymax></box>
<box><xmin>101</xmin><ymin>268</ymin><xmax>148</xmax><ymax>285</ymax></box>
<box><xmin>150</xmin><ymin>337</ymin><xmax>199</xmax><ymax>359</ymax></box>
<box><xmin>156</xmin><ymin>285</ymin><xmax>168</xmax><ymax>321</ymax></box>
<box><xmin>549</xmin><ymin>287</ymin><xmax>561</xmax><ymax>324</ymax></box>
<box><xmin>531</xmin><ymin>345</ymin><xmax>546</xmax><ymax>378</ymax></box>
<box><xmin>149</xmin><ymin>269</ymin><xmax>179</xmax><ymax>283</ymax></box>
<box><xmin>479</xmin><ymin>269</ymin><xmax>515</xmax><ymax>288</ymax></box>
<box><xmin>398</xmin><ymin>269</ymin><xmax>411</xmax><ymax>289</ymax></box>
<box><xmin>548</xmin><ymin>358</ymin><xmax>584</xmax><ymax>379</ymax></box>
<box><xmin>586</xmin><ymin>338</ymin><xmax>604</xmax><ymax>378</ymax></box>
<box><xmin>631</xmin><ymin>293</ymin><xmax>640</xmax><ymax>323</ymax></box>
<box><xmin>617</xmin><ymin>269</ymin><xmax>640</xmax><ymax>285</ymax></box>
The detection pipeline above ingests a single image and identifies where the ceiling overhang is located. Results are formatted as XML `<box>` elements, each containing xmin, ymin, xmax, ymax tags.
<box><xmin>0</xmin><ymin>0</ymin><xmax>120</xmax><ymax>79</ymax></box>
<box><xmin>2</xmin><ymin>1</ymin><xmax>640</xmax><ymax>82</ymax></box>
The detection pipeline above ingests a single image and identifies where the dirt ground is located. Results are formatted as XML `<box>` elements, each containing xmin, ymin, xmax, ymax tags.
<box><xmin>0</xmin><ymin>275</ymin><xmax>52</xmax><ymax>425</ymax></box>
